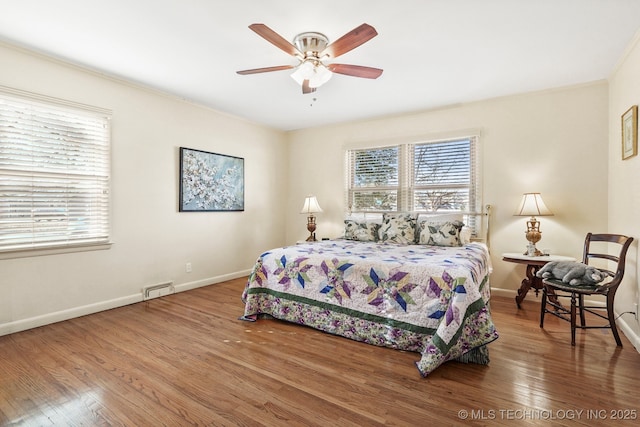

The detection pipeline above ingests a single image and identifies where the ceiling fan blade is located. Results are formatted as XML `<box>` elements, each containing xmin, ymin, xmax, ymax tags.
<box><xmin>321</xmin><ymin>23</ymin><xmax>378</xmax><ymax>59</ymax></box>
<box><xmin>236</xmin><ymin>65</ymin><xmax>295</xmax><ymax>75</ymax></box>
<box><xmin>327</xmin><ymin>64</ymin><xmax>383</xmax><ymax>79</ymax></box>
<box><xmin>302</xmin><ymin>80</ymin><xmax>316</xmax><ymax>94</ymax></box>
<box><xmin>249</xmin><ymin>23</ymin><xmax>301</xmax><ymax>57</ymax></box>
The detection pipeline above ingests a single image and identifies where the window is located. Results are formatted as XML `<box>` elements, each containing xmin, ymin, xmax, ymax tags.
<box><xmin>347</xmin><ymin>136</ymin><xmax>479</xmax><ymax>214</ymax></box>
<box><xmin>0</xmin><ymin>89</ymin><xmax>111</xmax><ymax>255</ymax></box>
<box><xmin>349</xmin><ymin>146</ymin><xmax>400</xmax><ymax>211</ymax></box>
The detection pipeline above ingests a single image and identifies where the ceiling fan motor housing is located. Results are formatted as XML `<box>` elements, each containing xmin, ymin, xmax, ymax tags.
<box><xmin>293</xmin><ymin>32</ymin><xmax>329</xmax><ymax>57</ymax></box>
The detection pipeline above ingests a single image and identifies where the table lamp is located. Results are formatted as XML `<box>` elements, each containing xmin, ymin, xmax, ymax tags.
<box><xmin>300</xmin><ymin>195</ymin><xmax>323</xmax><ymax>241</ymax></box>
<box><xmin>514</xmin><ymin>192</ymin><xmax>553</xmax><ymax>256</ymax></box>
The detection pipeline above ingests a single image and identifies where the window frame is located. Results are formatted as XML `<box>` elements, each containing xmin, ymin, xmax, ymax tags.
<box><xmin>347</xmin><ymin>145</ymin><xmax>401</xmax><ymax>212</ymax></box>
<box><xmin>0</xmin><ymin>86</ymin><xmax>112</xmax><ymax>259</ymax></box>
<box><xmin>346</xmin><ymin>134</ymin><xmax>481</xmax><ymax>216</ymax></box>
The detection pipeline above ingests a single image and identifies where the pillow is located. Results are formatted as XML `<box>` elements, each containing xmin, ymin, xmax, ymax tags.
<box><xmin>417</xmin><ymin>220</ymin><xmax>464</xmax><ymax>246</ymax></box>
<box><xmin>460</xmin><ymin>226</ymin><xmax>473</xmax><ymax>245</ymax></box>
<box><xmin>416</xmin><ymin>213</ymin><xmax>464</xmax><ymax>224</ymax></box>
<box><xmin>378</xmin><ymin>213</ymin><xmax>417</xmax><ymax>244</ymax></box>
<box><xmin>344</xmin><ymin>219</ymin><xmax>380</xmax><ymax>242</ymax></box>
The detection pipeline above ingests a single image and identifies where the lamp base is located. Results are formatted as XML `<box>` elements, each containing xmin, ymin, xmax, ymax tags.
<box><xmin>306</xmin><ymin>215</ymin><xmax>317</xmax><ymax>241</ymax></box>
<box><xmin>524</xmin><ymin>242</ymin><xmax>543</xmax><ymax>257</ymax></box>
<box><xmin>524</xmin><ymin>218</ymin><xmax>543</xmax><ymax>256</ymax></box>
<box><xmin>523</xmin><ymin>247</ymin><xmax>544</xmax><ymax>257</ymax></box>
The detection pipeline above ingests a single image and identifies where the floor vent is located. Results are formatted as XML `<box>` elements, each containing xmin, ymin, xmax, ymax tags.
<box><xmin>142</xmin><ymin>282</ymin><xmax>174</xmax><ymax>301</ymax></box>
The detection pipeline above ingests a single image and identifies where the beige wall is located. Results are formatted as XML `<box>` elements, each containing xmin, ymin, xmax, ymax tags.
<box><xmin>286</xmin><ymin>83</ymin><xmax>609</xmax><ymax>301</ymax></box>
<box><xmin>3</xmin><ymin>36</ymin><xmax>638</xmax><ymax>349</ymax></box>
<box><xmin>0</xmin><ymin>43</ymin><xmax>288</xmax><ymax>334</ymax></box>
<box><xmin>609</xmin><ymin>31</ymin><xmax>640</xmax><ymax>350</ymax></box>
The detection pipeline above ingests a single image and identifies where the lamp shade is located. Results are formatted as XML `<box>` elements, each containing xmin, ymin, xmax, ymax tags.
<box><xmin>514</xmin><ymin>193</ymin><xmax>553</xmax><ymax>217</ymax></box>
<box><xmin>291</xmin><ymin>62</ymin><xmax>332</xmax><ymax>88</ymax></box>
<box><xmin>291</xmin><ymin>61</ymin><xmax>314</xmax><ymax>85</ymax></box>
<box><xmin>300</xmin><ymin>195</ymin><xmax>323</xmax><ymax>214</ymax></box>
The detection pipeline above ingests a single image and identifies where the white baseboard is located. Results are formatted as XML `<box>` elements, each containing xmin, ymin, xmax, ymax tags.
<box><xmin>490</xmin><ymin>287</ymin><xmax>521</xmax><ymax>301</ymax></box>
<box><xmin>491</xmin><ymin>286</ymin><xmax>545</xmax><ymax>303</ymax></box>
<box><xmin>616</xmin><ymin>315</ymin><xmax>640</xmax><ymax>352</ymax></box>
<box><xmin>0</xmin><ymin>293</ymin><xmax>142</xmax><ymax>337</ymax></box>
<box><xmin>173</xmin><ymin>269</ymin><xmax>250</xmax><ymax>293</ymax></box>
<box><xmin>491</xmin><ymin>286</ymin><xmax>606</xmax><ymax>306</ymax></box>
<box><xmin>0</xmin><ymin>269</ymin><xmax>252</xmax><ymax>337</ymax></box>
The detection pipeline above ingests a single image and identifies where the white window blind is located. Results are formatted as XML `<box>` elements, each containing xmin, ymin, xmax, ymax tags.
<box><xmin>348</xmin><ymin>146</ymin><xmax>400</xmax><ymax>211</ymax></box>
<box><xmin>411</xmin><ymin>138</ymin><xmax>476</xmax><ymax>212</ymax></box>
<box><xmin>0</xmin><ymin>90</ymin><xmax>111</xmax><ymax>253</ymax></box>
<box><xmin>347</xmin><ymin>136</ymin><xmax>479</xmax><ymax>214</ymax></box>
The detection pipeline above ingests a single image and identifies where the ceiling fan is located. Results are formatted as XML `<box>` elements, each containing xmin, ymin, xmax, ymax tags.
<box><xmin>237</xmin><ymin>23</ymin><xmax>383</xmax><ymax>94</ymax></box>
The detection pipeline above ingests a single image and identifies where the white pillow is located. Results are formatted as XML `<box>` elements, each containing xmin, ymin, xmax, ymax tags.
<box><xmin>417</xmin><ymin>213</ymin><xmax>471</xmax><ymax>244</ymax></box>
<box><xmin>416</xmin><ymin>213</ymin><xmax>464</xmax><ymax>223</ymax></box>
<box><xmin>460</xmin><ymin>226</ymin><xmax>472</xmax><ymax>245</ymax></box>
<box><xmin>417</xmin><ymin>220</ymin><xmax>465</xmax><ymax>246</ymax></box>
<box><xmin>378</xmin><ymin>212</ymin><xmax>418</xmax><ymax>244</ymax></box>
<box><xmin>344</xmin><ymin>219</ymin><xmax>381</xmax><ymax>242</ymax></box>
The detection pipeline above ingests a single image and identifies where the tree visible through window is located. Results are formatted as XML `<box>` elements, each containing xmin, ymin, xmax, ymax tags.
<box><xmin>350</xmin><ymin>146</ymin><xmax>399</xmax><ymax>211</ymax></box>
<box><xmin>0</xmin><ymin>90</ymin><xmax>111</xmax><ymax>254</ymax></box>
<box><xmin>347</xmin><ymin>137</ymin><xmax>478</xmax><ymax>214</ymax></box>
<box><xmin>413</xmin><ymin>139</ymin><xmax>473</xmax><ymax>212</ymax></box>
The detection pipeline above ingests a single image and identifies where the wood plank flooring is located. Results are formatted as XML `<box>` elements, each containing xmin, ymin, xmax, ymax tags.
<box><xmin>0</xmin><ymin>277</ymin><xmax>639</xmax><ymax>426</ymax></box>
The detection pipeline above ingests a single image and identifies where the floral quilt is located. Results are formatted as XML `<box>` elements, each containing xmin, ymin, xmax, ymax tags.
<box><xmin>241</xmin><ymin>240</ymin><xmax>499</xmax><ymax>376</ymax></box>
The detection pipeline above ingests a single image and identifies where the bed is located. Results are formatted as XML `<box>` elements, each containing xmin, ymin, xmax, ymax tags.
<box><xmin>241</xmin><ymin>210</ymin><xmax>499</xmax><ymax>377</ymax></box>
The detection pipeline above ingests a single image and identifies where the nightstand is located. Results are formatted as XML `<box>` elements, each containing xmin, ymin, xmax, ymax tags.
<box><xmin>502</xmin><ymin>252</ymin><xmax>576</xmax><ymax>308</ymax></box>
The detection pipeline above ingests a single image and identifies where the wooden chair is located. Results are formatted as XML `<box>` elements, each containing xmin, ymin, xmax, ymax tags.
<box><xmin>539</xmin><ymin>233</ymin><xmax>634</xmax><ymax>346</ymax></box>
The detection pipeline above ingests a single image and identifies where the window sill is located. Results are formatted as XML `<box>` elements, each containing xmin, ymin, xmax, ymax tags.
<box><xmin>0</xmin><ymin>242</ymin><xmax>113</xmax><ymax>260</ymax></box>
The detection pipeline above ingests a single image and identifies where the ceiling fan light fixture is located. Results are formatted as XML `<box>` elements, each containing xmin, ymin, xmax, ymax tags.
<box><xmin>290</xmin><ymin>61</ymin><xmax>314</xmax><ymax>85</ymax></box>
<box><xmin>291</xmin><ymin>61</ymin><xmax>332</xmax><ymax>88</ymax></box>
<box><xmin>309</xmin><ymin>63</ymin><xmax>332</xmax><ymax>88</ymax></box>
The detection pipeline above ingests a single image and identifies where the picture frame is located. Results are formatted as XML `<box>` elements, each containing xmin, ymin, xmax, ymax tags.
<box><xmin>179</xmin><ymin>147</ymin><xmax>244</xmax><ymax>212</ymax></box>
<box><xmin>621</xmin><ymin>105</ymin><xmax>638</xmax><ymax>160</ymax></box>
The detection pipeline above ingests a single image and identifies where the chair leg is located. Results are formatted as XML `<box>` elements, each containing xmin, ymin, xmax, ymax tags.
<box><xmin>570</xmin><ymin>292</ymin><xmax>577</xmax><ymax>346</ymax></box>
<box><xmin>540</xmin><ymin>287</ymin><xmax>547</xmax><ymax>328</ymax></box>
<box><xmin>578</xmin><ymin>294</ymin><xmax>586</xmax><ymax>327</ymax></box>
<box><xmin>607</xmin><ymin>293</ymin><xmax>623</xmax><ymax>347</ymax></box>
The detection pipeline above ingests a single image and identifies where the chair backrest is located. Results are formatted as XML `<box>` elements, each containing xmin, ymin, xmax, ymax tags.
<box><xmin>582</xmin><ymin>233</ymin><xmax>634</xmax><ymax>288</ymax></box>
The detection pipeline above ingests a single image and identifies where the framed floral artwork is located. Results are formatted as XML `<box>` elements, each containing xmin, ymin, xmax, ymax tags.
<box><xmin>179</xmin><ymin>147</ymin><xmax>244</xmax><ymax>211</ymax></box>
<box><xmin>622</xmin><ymin>105</ymin><xmax>637</xmax><ymax>160</ymax></box>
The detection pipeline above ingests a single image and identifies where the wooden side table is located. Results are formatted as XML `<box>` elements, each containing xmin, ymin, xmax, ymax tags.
<box><xmin>502</xmin><ymin>253</ymin><xmax>576</xmax><ymax>308</ymax></box>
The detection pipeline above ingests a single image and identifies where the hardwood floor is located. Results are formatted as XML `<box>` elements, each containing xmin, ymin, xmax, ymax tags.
<box><xmin>1</xmin><ymin>277</ymin><xmax>638</xmax><ymax>426</ymax></box>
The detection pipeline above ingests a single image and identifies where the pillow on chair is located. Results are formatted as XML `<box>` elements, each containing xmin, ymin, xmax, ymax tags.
<box><xmin>536</xmin><ymin>261</ymin><xmax>610</xmax><ymax>287</ymax></box>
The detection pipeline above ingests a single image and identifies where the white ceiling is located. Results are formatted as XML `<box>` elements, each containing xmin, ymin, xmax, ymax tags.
<box><xmin>1</xmin><ymin>0</ymin><xmax>639</xmax><ymax>131</ymax></box>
